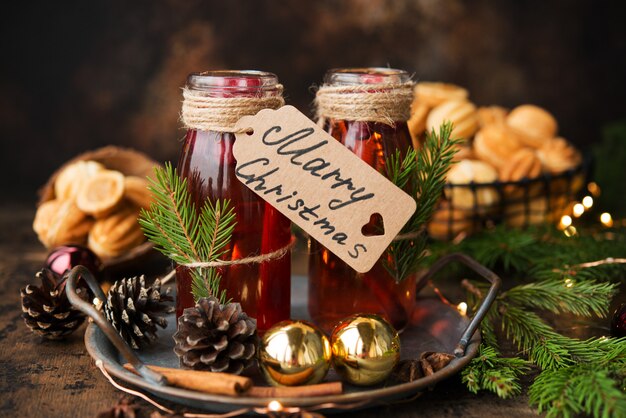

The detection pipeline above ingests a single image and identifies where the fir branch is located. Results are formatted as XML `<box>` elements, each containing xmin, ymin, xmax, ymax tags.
<box><xmin>453</xmin><ymin>225</ymin><xmax>626</xmax><ymax>417</ymax></box>
<box><xmin>529</xmin><ymin>364</ymin><xmax>626</xmax><ymax>418</ymax></box>
<box><xmin>383</xmin><ymin>122</ymin><xmax>460</xmax><ymax>281</ymax></box>
<box><xmin>139</xmin><ymin>162</ymin><xmax>236</xmax><ymax>303</ymax></box>
<box><xmin>462</xmin><ymin>345</ymin><xmax>530</xmax><ymax>399</ymax></box>
<box><xmin>502</xmin><ymin>279</ymin><xmax>618</xmax><ymax>318</ymax></box>
<box><xmin>139</xmin><ymin>163</ymin><xmax>202</xmax><ymax>264</ymax></box>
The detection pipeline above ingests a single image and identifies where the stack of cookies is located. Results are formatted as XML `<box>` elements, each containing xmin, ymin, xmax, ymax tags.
<box><xmin>33</xmin><ymin>159</ymin><xmax>154</xmax><ymax>260</ymax></box>
<box><xmin>408</xmin><ymin>82</ymin><xmax>584</xmax><ymax>240</ymax></box>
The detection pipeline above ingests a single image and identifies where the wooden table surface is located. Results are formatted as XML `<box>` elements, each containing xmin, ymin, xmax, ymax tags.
<box><xmin>0</xmin><ymin>203</ymin><xmax>541</xmax><ymax>418</ymax></box>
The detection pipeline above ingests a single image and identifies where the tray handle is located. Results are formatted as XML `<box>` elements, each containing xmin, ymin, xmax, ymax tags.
<box><xmin>66</xmin><ymin>265</ymin><xmax>167</xmax><ymax>386</ymax></box>
<box><xmin>416</xmin><ymin>253</ymin><xmax>501</xmax><ymax>357</ymax></box>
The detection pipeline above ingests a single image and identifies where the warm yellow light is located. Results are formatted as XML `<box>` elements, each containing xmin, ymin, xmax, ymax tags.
<box><xmin>268</xmin><ymin>400</ymin><xmax>283</xmax><ymax>412</ymax></box>
<box><xmin>582</xmin><ymin>196</ymin><xmax>593</xmax><ymax>208</ymax></box>
<box><xmin>457</xmin><ymin>302</ymin><xmax>468</xmax><ymax>316</ymax></box>
<box><xmin>564</xmin><ymin>278</ymin><xmax>574</xmax><ymax>288</ymax></box>
<box><xmin>587</xmin><ymin>182</ymin><xmax>601</xmax><ymax>197</ymax></box>
<box><xmin>600</xmin><ymin>212</ymin><xmax>613</xmax><ymax>227</ymax></box>
<box><xmin>560</xmin><ymin>215</ymin><xmax>572</xmax><ymax>227</ymax></box>
<box><xmin>572</xmin><ymin>203</ymin><xmax>585</xmax><ymax>217</ymax></box>
<box><xmin>564</xmin><ymin>225</ymin><xmax>577</xmax><ymax>237</ymax></box>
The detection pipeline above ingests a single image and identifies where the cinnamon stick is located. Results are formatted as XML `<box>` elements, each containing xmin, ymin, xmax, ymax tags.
<box><xmin>248</xmin><ymin>381</ymin><xmax>343</xmax><ymax>398</ymax></box>
<box><xmin>123</xmin><ymin>364</ymin><xmax>252</xmax><ymax>396</ymax></box>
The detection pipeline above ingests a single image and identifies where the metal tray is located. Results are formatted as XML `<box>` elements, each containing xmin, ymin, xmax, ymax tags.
<box><xmin>68</xmin><ymin>253</ymin><xmax>500</xmax><ymax>415</ymax></box>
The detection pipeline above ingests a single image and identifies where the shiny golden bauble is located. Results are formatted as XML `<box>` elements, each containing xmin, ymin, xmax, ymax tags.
<box><xmin>258</xmin><ymin>320</ymin><xmax>332</xmax><ymax>387</ymax></box>
<box><xmin>331</xmin><ymin>314</ymin><xmax>401</xmax><ymax>386</ymax></box>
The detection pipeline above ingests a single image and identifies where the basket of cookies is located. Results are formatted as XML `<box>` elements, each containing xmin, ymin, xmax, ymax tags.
<box><xmin>408</xmin><ymin>82</ymin><xmax>586</xmax><ymax>240</ymax></box>
<box><xmin>34</xmin><ymin>146</ymin><xmax>160</xmax><ymax>267</ymax></box>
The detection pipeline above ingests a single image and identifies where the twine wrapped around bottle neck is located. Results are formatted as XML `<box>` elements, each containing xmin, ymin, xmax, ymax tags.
<box><xmin>181</xmin><ymin>85</ymin><xmax>285</xmax><ymax>133</ymax></box>
<box><xmin>315</xmin><ymin>81</ymin><xmax>415</xmax><ymax>126</ymax></box>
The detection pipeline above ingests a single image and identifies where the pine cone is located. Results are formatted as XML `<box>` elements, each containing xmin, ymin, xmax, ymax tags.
<box><xmin>21</xmin><ymin>268</ymin><xmax>88</xmax><ymax>340</ymax></box>
<box><xmin>173</xmin><ymin>297</ymin><xmax>257</xmax><ymax>375</ymax></box>
<box><xmin>103</xmin><ymin>276</ymin><xmax>174</xmax><ymax>349</ymax></box>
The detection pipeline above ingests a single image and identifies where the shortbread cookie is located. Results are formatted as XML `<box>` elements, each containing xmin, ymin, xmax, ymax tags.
<box><xmin>473</xmin><ymin>123</ymin><xmax>524</xmax><ymax>169</ymax></box>
<box><xmin>414</xmin><ymin>82</ymin><xmax>469</xmax><ymax>108</ymax></box>
<box><xmin>445</xmin><ymin>160</ymin><xmax>500</xmax><ymax>210</ymax></box>
<box><xmin>506</xmin><ymin>105</ymin><xmax>558</xmax><ymax>148</ymax></box>
<box><xmin>537</xmin><ymin>137</ymin><xmax>582</xmax><ymax>173</ymax></box>
<box><xmin>427</xmin><ymin>100</ymin><xmax>479</xmax><ymax>141</ymax></box>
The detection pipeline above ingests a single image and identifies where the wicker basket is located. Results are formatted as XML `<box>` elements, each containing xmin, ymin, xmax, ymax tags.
<box><xmin>427</xmin><ymin>161</ymin><xmax>587</xmax><ymax>240</ymax></box>
<box><xmin>38</xmin><ymin>146</ymin><xmax>161</xmax><ymax>268</ymax></box>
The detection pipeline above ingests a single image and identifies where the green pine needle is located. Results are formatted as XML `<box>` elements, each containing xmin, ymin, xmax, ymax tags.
<box><xmin>462</xmin><ymin>345</ymin><xmax>530</xmax><ymax>399</ymax></box>
<box><xmin>503</xmin><ymin>279</ymin><xmax>618</xmax><ymax>318</ymax></box>
<box><xmin>449</xmin><ymin>224</ymin><xmax>626</xmax><ymax>418</ymax></box>
<box><xmin>139</xmin><ymin>162</ymin><xmax>236</xmax><ymax>303</ymax></box>
<box><xmin>383</xmin><ymin>121</ymin><xmax>460</xmax><ymax>281</ymax></box>
<box><xmin>529</xmin><ymin>363</ymin><xmax>626</xmax><ymax>418</ymax></box>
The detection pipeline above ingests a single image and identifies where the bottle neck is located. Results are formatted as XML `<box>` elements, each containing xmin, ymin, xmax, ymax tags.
<box><xmin>316</xmin><ymin>68</ymin><xmax>413</xmax><ymax>125</ymax></box>
<box><xmin>186</xmin><ymin>70</ymin><xmax>282</xmax><ymax>99</ymax></box>
<box><xmin>182</xmin><ymin>70</ymin><xmax>284</xmax><ymax>133</ymax></box>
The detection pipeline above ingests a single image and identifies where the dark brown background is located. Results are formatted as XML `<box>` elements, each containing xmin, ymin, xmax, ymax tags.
<box><xmin>2</xmin><ymin>0</ymin><xmax>626</xmax><ymax>202</ymax></box>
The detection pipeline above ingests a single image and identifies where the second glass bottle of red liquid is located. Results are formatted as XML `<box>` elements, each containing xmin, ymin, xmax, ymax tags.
<box><xmin>176</xmin><ymin>70</ymin><xmax>291</xmax><ymax>332</ymax></box>
<box><xmin>309</xmin><ymin>68</ymin><xmax>417</xmax><ymax>333</ymax></box>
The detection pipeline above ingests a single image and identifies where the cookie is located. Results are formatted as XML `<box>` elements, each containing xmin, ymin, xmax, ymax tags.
<box><xmin>76</xmin><ymin>170</ymin><xmax>125</xmax><ymax>218</ymax></box>
<box><xmin>506</xmin><ymin>104</ymin><xmax>558</xmax><ymax>148</ymax></box>
<box><xmin>427</xmin><ymin>201</ymin><xmax>474</xmax><ymax>241</ymax></box>
<box><xmin>88</xmin><ymin>205</ymin><xmax>145</xmax><ymax>259</ymax></box>
<box><xmin>445</xmin><ymin>160</ymin><xmax>500</xmax><ymax>210</ymax></box>
<box><xmin>124</xmin><ymin>176</ymin><xmax>154</xmax><ymax>209</ymax></box>
<box><xmin>427</xmin><ymin>100</ymin><xmax>479</xmax><ymax>142</ymax></box>
<box><xmin>473</xmin><ymin>123</ymin><xmax>524</xmax><ymax>169</ymax></box>
<box><xmin>477</xmin><ymin>106</ymin><xmax>508</xmax><ymax>127</ymax></box>
<box><xmin>537</xmin><ymin>137</ymin><xmax>582</xmax><ymax>173</ymax></box>
<box><xmin>33</xmin><ymin>200</ymin><xmax>93</xmax><ymax>248</ymax></box>
<box><xmin>414</xmin><ymin>82</ymin><xmax>469</xmax><ymax>108</ymax></box>
<box><xmin>54</xmin><ymin>160</ymin><xmax>105</xmax><ymax>200</ymax></box>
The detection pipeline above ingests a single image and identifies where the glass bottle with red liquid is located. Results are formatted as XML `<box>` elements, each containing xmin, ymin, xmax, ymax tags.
<box><xmin>308</xmin><ymin>68</ymin><xmax>417</xmax><ymax>333</ymax></box>
<box><xmin>176</xmin><ymin>71</ymin><xmax>291</xmax><ymax>333</ymax></box>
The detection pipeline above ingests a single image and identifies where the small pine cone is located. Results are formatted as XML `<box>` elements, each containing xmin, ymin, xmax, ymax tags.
<box><xmin>173</xmin><ymin>297</ymin><xmax>257</xmax><ymax>375</ymax></box>
<box><xmin>103</xmin><ymin>276</ymin><xmax>174</xmax><ymax>350</ymax></box>
<box><xmin>21</xmin><ymin>268</ymin><xmax>88</xmax><ymax>340</ymax></box>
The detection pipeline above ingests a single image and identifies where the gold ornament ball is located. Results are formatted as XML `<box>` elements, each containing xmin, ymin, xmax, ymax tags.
<box><xmin>331</xmin><ymin>314</ymin><xmax>401</xmax><ymax>386</ymax></box>
<box><xmin>258</xmin><ymin>320</ymin><xmax>332</xmax><ymax>387</ymax></box>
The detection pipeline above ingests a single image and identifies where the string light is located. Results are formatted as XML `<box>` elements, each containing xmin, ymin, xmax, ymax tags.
<box><xmin>267</xmin><ymin>401</ymin><xmax>283</xmax><ymax>412</ymax></box>
<box><xmin>582</xmin><ymin>196</ymin><xmax>593</xmax><ymax>208</ymax></box>
<box><xmin>587</xmin><ymin>182</ymin><xmax>601</xmax><ymax>197</ymax></box>
<box><xmin>600</xmin><ymin>212</ymin><xmax>613</xmax><ymax>227</ymax></box>
<box><xmin>457</xmin><ymin>302</ymin><xmax>468</xmax><ymax>316</ymax></box>
<box><xmin>560</xmin><ymin>215</ymin><xmax>572</xmax><ymax>228</ymax></box>
<box><xmin>564</xmin><ymin>278</ymin><xmax>574</xmax><ymax>288</ymax></box>
<box><xmin>572</xmin><ymin>203</ymin><xmax>585</xmax><ymax>217</ymax></box>
<box><xmin>564</xmin><ymin>225</ymin><xmax>577</xmax><ymax>237</ymax></box>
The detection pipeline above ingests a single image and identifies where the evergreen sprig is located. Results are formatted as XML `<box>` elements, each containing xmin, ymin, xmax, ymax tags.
<box><xmin>383</xmin><ymin>121</ymin><xmax>460</xmax><ymax>281</ymax></box>
<box><xmin>462</xmin><ymin>345</ymin><xmax>530</xmax><ymax>399</ymax></box>
<box><xmin>138</xmin><ymin>163</ymin><xmax>236</xmax><ymax>303</ymax></box>
<box><xmin>447</xmin><ymin>225</ymin><xmax>626</xmax><ymax>418</ymax></box>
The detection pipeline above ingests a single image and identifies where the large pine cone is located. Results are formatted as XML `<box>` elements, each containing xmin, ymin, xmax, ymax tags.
<box><xmin>103</xmin><ymin>276</ymin><xmax>174</xmax><ymax>349</ymax></box>
<box><xmin>21</xmin><ymin>268</ymin><xmax>88</xmax><ymax>340</ymax></box>
<box><xmin>173</xmin><ymin>297</ymin><xmax>257</xmax><ymax>375</ymax></box>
